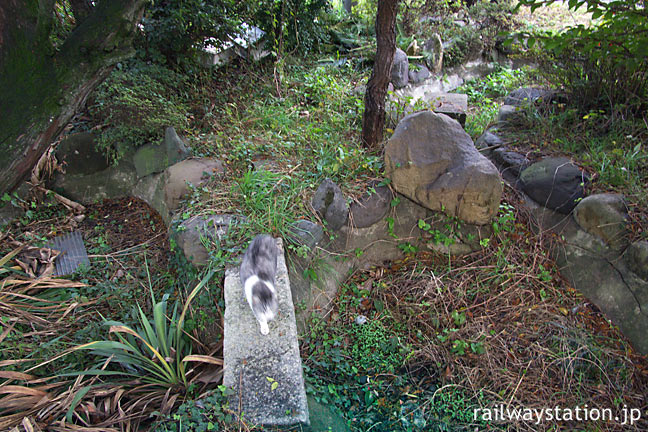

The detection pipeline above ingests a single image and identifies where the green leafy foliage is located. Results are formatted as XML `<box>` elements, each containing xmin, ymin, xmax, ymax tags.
<box><xmin>74</xmin><ymin>270</ymin><xmax>217</xmax><ymax>389</ymax></box>
<box><xmin>350</xmin><ymin>319</ymin><xmax>408</xmax><ymax>374</ymax></box>
<box><xmin>253</xmin><ymin>0</ymin><xmax>331</xmax><ymax>55</ymax></box>
<box><xmin>156</xmin><ymin>386</ymin><xmax>235</xmax><ymax>431</ymax></box>
<box><xmin>457</xmin><ymin>65</ymin><xmax>530</xmax><ymax>138</ymax></box>
<box><xmin>139</xmin><ymin>0</ymin><xmax>241</xmax><ymax>64</ymax></box>
<box><xmin>517</xmin><ymin>0</ymin><xmax>648</xmax><ymax>118</ymax></box>
<box><xmin>89</xmin><ymin>60</ymin><xmax>190</xmax><ymax>163</ymax></box>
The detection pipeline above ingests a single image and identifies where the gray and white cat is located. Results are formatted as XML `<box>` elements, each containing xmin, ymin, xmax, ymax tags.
<box><xmin>240</xmin><ymin>234</ymin><xmax>279</xmax><ymax>335</ymax></box>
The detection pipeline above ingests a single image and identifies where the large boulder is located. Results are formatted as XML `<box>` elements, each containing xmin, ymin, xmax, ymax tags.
<box><xmin>519</xmin><ymin>157</ymin><xmax>588</xmax><ymax>214</ymax></box>
<box><xmin>52</xmin><ymin>161</ymin><xmax>137</xmax><ymax>203</ymax></box>
<box><xmin>391</xmin><ymin>48</ymin><xmax>409</xmax><ymax>89</ymax></box>
<box><xmin>384</xmin><ymin>111</ymin><xmax>502</xmax><ymax>225</ymax></box>
<box><xmin>521</xmin><ymin>193</ymin><xmax>648</xmax><ymax>355</ymax></box>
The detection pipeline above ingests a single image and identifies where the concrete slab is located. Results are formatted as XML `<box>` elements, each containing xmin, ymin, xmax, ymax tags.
<box><xmin>424</xmin><ymin>92</ymin><xmax>468</xmax><ymax>126</ymax></box>
<box><xmin>223</xmin><ymin>238</ymin><xmax>309</xmax><ymax>426</ymax></box>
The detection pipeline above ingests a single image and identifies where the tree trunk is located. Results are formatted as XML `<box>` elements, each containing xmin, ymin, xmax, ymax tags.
<box><xmin>361</xmin><ymin>0</ymin><xmax>399</xmax><ymax>149</ymax></box>
<box><xmin>0</xmin><ymin>0</ymin><xmax>147</xmax><ymax>195</ymax></box>
<box><xmin>69</xmin><ymin>0</ymin><xmax>94</xmax><ymax>23</ymax></box>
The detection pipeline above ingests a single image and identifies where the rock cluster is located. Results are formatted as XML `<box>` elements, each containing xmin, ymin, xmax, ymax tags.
<box><xmin>473</xmin><ymin>87</ymin><xmax>648</xmax><ymax>355</ymax></box>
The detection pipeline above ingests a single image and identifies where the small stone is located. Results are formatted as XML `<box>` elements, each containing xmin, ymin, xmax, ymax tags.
<box><xmin>491</xmin><ymin>148</ymin><xmax>530</xmax><ymax>177</ymax></box>
<box><xmin>290</xmin><ymin>219</ymin><xmax>324</xmax><ymax>249</ymax></box>
<box><xmin>349</xmin><ymin>182</ymin><xmax>392</xmax><ymax>228</ymax></box>
<box><xmin>355</xmin><ymin>315</ymin><xmax>367</xmax><ymax>325</ymax></box>
<box><xmin>311</xmin><ymin>178</ymin><xmax>348</xmax><ymax>231</ymax></box>
<box><xmin>573</xmin><ymin>193</ymin><xmax>628</xmax><ymax>250</ymax></box>
<box><xmin>475</xmin><ymin>131</ymin><xmax>503</xmax><ymax>151</ymax></box>
<box><xmin>408</xmin><ymin>64</ymin><xmax>431</xmax><ymax>84</ymax></box>
<box><xmin>625</xmin><ymin>241</ymin><xmax>648</xmax><ymax>280</ymax></box>
<box><xmin>498</xmin><ymin>104</ymin><xmax>520</xmax><ymax>122</ymax></box>
<box><xmin>504</xmin><ymin>87</ymin><xmax>553</xmax><ymax>106</ymax></box>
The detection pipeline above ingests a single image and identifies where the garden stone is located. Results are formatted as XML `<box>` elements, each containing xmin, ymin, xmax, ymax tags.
<box><xmin>164</xmin><ymin>158</ymin><xmax>224</xmax><ymax>214</ymax></box>
<box><xmin>521</xmin><ymin>193</ymin><xmax>648</xmax><ymax>355</ymax></box>
<box><xmin>172</xmin><ymin>214</ymin><xmax>243</xmax><ymax>266</ymax></box>
<box><xmin>423</xmin><ymin>33</ymin><xmax>443</xmax><ymax>73</ymax></box>
<box><xmin>55</xmin><ymin>132</ymin><xmax>108</xmax><ymax>176</ymax></box>
<box><xmin>497</xmin><ymin>104</ymin><xmax>520</xmax><ymax>122</ymax></box>
<box><xmin>164</xmin><ymin>126</ymin><xmax>191</xmax><ymax>164</ymax></box>
<box><xmin>625</xmin><ymin>241</ymin><xmax>648</xmax><ymax>280</ymax></box>
<box><xmin>504</xmin><ymin>87</ymin><xmax>553</xmax><ymax>106</ymax></box>
<box><xmin>289</xmin><ymin>219</ymin><xmax>324</xmax><ymax>250</ymax></box>
<box><xmin>304</xmin><ymin>395</ymin><xmax>351</xmax><ymax>432</ymax></box>
<box><xmin>423</xmin><ymin>93</ymin><xmax>467</xmax><ymax>126</ymax></box>
<box><xmin>290</xmin><ymin>195</ymin><xmax>427</xmax><ymax>327</ymax></box>
<box><xmin>424</xmin><ymin>216</ymin><xmax>493</xmax><ymax>256</ymax></box>
<box><xmin>349</xmin><ymin>181</ymin><xmax>392</xmax><ymax>228</ymax></box>
<box><xmin>223</xmin><ymin>238</ymin><xmax>309</xmax><ymax>426</ymax></box>
<box><xmin>491</xmin><ymin>148</ymin><xmax>530</xmax><ymax>182</ymax></box>
<box><xmin>573</xmin><ymin>193</ymin><xmax>628</xmax><ymax>250</ymax></box>
<box><xmin>475</xmin><ymin>130</ymin><xmax>503</xmax><ymax>150</ymax></box>
<box><xmin>132</xmin><ymin>144</ymin><xmax>168</xmax><ymax>178</ymax></box>
<box><xmin>408</xmin><ymin>64</ymin><xmax>431</xmax><ymax>84</ymax></box>
<box><xmin>133</xmin><ymin>172</ymin><xmax>168</xmax><ymax>222</ymax></box>
<box><xmin>52</xmin><ymin>161</ymin><xmax>137</xmax><ymax>203</ymax></box>
<box><xmin>387</xmin><ymin>92</ymin><xmax>467</xmax><ymax>127</ymax></box>
<box><xmin>0</xmin><ymin>204</ymin><xmax>23</xmax><ymax>227</ymax></box>
<box><xmin>311</xmin><ymin>178</ymin><xmax>348</xmax><ymax>231</ymax></box>
<box><xmin>519</xmin><ymin>157</ymin><xmax>588</xmax><ymax>214</ymax></box>
<box><xmin>391</xmin><ymin>48</ymin><xmax>409</xmax><ymax>89</ymax></box>
<box><xmin>384</xmin><ymin>111</ymin><xmax>502</xmax><ymax>225</ymax></box>
<box><xmin>335</xmin><ymin>195</ymin><xmax>427</xmax><ymax>266</ymax></box>
<box><xmin>554</xmin><ymin>227</ymin><xmax>648</xmax><ymax>355</ymax></box>
<box><xmin>132</xmin><ymin>127</ymin><xmax>192</xmax><ymax>178</ymax></box>
<box><xmin>475</xmin><ymin>130</ymin><xmax>503</xmax><ymax>158</ymax></box>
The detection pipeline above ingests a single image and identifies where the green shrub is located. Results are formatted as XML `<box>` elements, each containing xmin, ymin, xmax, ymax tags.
<box><xmin>252</xmin><ymin>0</ymin><xmax>330</xmax><ymax>55</ymax></box>
<box><xmin>518</xmin><ymin>0</ymin><xmax>648</xmax><ymax>118</ymax></box>
<box><xmin>139</xmin><ymin>0</ymin><xmax>241</xmax><ymax>64</ymax></box>
<box><xmin>89</xmin><ymin>60</ymin><xmax>190</xmax><ymax>163</ymax></box>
